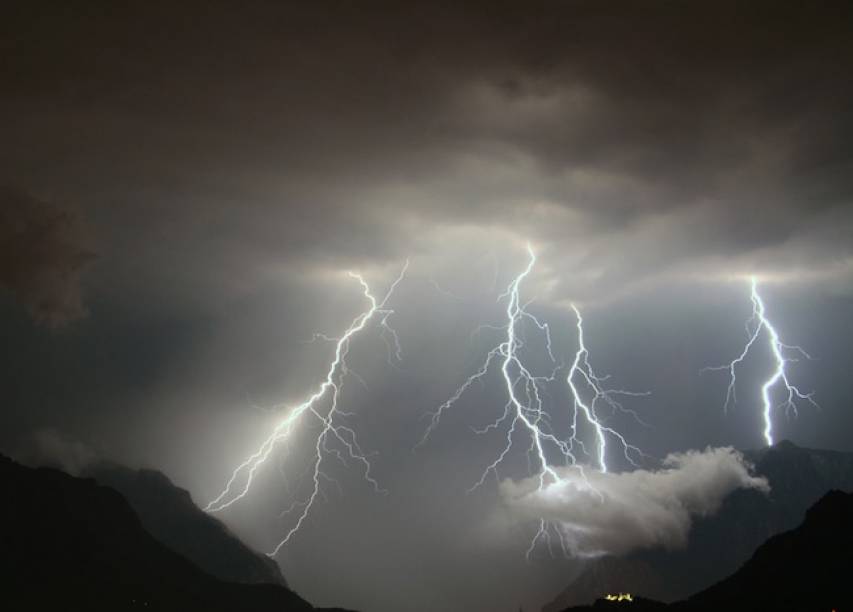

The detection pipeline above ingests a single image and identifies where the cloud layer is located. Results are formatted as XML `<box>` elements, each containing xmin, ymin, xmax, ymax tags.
<box><xmin>3</xmin><ymin>2</ymin><xmax>853</xmax><ymax>306</ymax></box>
<box><xmin>500</xmin><ymin>447</ymin><xmax>769</xmax><ymax>556</ymax></box>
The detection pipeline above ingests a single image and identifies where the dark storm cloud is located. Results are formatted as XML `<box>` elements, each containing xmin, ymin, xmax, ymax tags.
<box><xmin>0</xmin><ymin>187</ymin><xmax>95</xmax><ymax>326</ymax></box>
<box><xmin>3</xmin><ymin>1</ymin><xmax>852</xmax><ymax>296</ymax></box>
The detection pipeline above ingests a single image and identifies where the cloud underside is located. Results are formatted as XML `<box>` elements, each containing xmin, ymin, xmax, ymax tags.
<box><xmin>2</xmin><ymin>3</ymin><xmax>853</xmax><ymax>305</ymax></box>
<box><xmin>500</xmin><ymin>447</ymin><xmax>769</xmax><ymax>557</ymax></box>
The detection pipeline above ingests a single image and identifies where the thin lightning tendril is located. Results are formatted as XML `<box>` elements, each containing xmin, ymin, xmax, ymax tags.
<box><xmin>418</xmin><ymin>244</ymin><xmax>647</xmax><ymax>557</ymax></box>
<box><xmin>205</xmin><ymin>262</ymin><xmax>408</xmax><ymax>556</ymax></box>
<box><xmin>704</xmin><ymin>277</ymin><xmax>817</xmax><ymax>446</ymax></box>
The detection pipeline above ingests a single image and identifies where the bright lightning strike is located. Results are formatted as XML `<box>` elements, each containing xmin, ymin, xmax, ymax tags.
<box><xmin>419</xmin><ymin>244</ymin><xmax>646</xmax><ymax>557</ymax></box>
<box><xmin>704</xmin><ymin>277</ymin><xmax>818</xmax><ymax>446</ymax></box>
<box><xmin>567</xmin><ymin>304</ymin><xmax>649</xmax><ymax>474</ymax></box>
<box><xmin>206</xmin><ymin>262</ymin><xmax>408</xmax><ymax>556</ymax></box>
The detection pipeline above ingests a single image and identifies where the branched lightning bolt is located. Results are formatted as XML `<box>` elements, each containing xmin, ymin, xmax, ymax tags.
<box><xmin>206</xmin><ymin>262</ymin><xmax>408</xmax><ymax>555</ymax></box>
<box><xmin>567</xmin><ymin>304</ymin><xmax>649</xmax><ymax>473</ymax></box>
<box><xmin>418</xmin><ymin>244</ymin><xmax>646</xmax><ymax>557</ymax></box>
<box><xmin>703</xmin><ymin>277</ymin><xmax>817</xmax><ymax>446</ymax></box>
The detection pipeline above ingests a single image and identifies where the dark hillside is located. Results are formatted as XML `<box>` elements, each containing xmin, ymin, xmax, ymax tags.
<box><xmin>0</xmin><ymin>454</ymin><xmax>312</xmax><ymax>612</ymax></box>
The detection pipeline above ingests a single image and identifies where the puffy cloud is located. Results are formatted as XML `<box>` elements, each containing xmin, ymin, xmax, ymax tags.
<box><xmin>500</xmin><ymin>447</ymin><xmax>769</xmax><ymax>556</ymax></box>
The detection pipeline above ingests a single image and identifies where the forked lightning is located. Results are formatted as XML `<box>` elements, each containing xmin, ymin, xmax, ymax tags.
<box><xmin>419</xmin><ymin>244</ymin><xmax>646</xmax><ymax>556</ymax></box>
<box><xmin>705</xmin><ymin>277</ymin><xmax>817</xmax><ymax>446</ymax></box>
<box><xmin>206</xmin><ymin>262</ymin><xmax>408</xmax><ymax>555</ymax></box>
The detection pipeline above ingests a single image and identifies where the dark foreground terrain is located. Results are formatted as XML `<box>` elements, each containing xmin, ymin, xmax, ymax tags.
<box><xmin>0</xmin><ymin>454</ymin><xmax>347</xmax><ymax>612</ymax></box>
<box><xmin>1</xmin><ymin>449</ymin><xmax>849</xmax><ymax>612</ymax></box>
<box><xmin>562</xmin><ymin>489</ymin><xmax>853</xmax><ymax>612</ymax></box>
<box><xmin>82</xmin><ymin>460</ymin><xmax>287</xmax><ymax>586</ymax></box>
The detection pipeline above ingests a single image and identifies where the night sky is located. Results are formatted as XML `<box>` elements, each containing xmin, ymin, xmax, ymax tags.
<box><xmin>2</xmin><ymin>3</ymin><xmax>853</xmax><ymax>612</ymax></box>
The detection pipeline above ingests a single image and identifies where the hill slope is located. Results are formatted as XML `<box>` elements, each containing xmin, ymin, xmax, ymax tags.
<box><xmin>0</xmin><ymin>454</ymin><xmax>313</xmax><ymax>612</ymax></box>
<box><xmin>686</xmin><ymin>488</ymin><xmax>852</xmax><ymax>611</ymax></box>
<box><xmin>83</xmin><ymin>461</ymin><xmax>286</xmax><ymax>586</ymax></box>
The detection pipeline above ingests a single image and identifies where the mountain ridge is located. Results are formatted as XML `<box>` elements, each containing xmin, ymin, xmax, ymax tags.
<box><xmin>82</xmin><ymin>460</ymin><xmax>287</xmax><ymax>587</ymax></box>
<box><xmin>0</xmin><ymin>453</ymin><xmax>353</xmax><ymax>612</ymax></box>
<box><xmin>686</xmin><ymin>488</ymin><xmax>851</xmax><ymax>610</ymax></box>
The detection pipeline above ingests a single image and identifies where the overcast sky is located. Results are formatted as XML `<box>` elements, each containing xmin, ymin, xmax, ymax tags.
<box><xmin>2</xmin><ymin>2</ymin><xmax>853</xmax><ymax>611</ymax></box>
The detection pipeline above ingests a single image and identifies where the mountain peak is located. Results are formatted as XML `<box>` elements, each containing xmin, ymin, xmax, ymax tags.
<box><xmin>771</xmin><ymin>439</ymin><xmax>798</xmax><ymax>451</ymax></box>
<box><xmin>805</xmin><ymin>489</ymin><xmax>852</xmax><ymax>522</ymax></box>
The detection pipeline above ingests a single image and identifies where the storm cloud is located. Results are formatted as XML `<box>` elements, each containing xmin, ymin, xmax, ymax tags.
<box><xmin>3</xmin><ymin>2</ymin><xmax>853</xmax><ymax>302</ymax></box>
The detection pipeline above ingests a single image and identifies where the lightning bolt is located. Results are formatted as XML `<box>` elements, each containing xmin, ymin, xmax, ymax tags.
<box><xmin>704</xmin><ymin>277</ymin><xmax>817</xmax><ymax>446</ymax></box>
<box><xmin>205</xmin><ymin>261</ymin><xmax>408</xmax><ymax>555</ymax></box>
<box><xmin>418</xmin><ymin>244</ymin><xmax>646</xmax><ymax>557</ymax></box>
<box><xmin>567</xmin><ymin>304</ymin><xmax>649</xmax><ymax>474</ymax></box>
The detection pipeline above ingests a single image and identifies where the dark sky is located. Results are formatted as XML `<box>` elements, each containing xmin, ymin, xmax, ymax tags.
<box><xmin>2</xmin><ymin>2</ymin><xmax>853</xmax><ymax>611</ymax></box>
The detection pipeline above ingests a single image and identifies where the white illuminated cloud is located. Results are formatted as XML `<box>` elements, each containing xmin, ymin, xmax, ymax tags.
<box><xmin>499</xmin><ymin>447</ymin><xmax>769</xmax><ymax>557</ymax></box>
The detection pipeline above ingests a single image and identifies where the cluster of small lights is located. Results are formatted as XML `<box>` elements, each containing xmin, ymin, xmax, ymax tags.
<box><xmin>604</xmin><ymin>593</ymin><xmax>633</xmax><ymax>602</ymax></box>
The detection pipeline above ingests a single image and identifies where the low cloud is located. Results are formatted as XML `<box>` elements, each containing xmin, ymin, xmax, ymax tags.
<box><xmin>500</xmin><ymin>447</ymin><xmax>769</xmax><ymax>557</ymax></box>
<box><xmin>0</xmin><ymin>187</ymin><xmax>96</xmax><ymax>327</ymax></box>
<box><xmin>18</xmin><ymin>429</ymin><xmax>99</xmax><ymax>476</ymax></box>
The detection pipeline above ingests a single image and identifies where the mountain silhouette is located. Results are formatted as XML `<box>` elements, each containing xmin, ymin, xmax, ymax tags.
<box><xmin>83</xmin><ymin>461</ymin><xmax>286</xmax><ymax>586</ymax></box>
<box><xmin>686</xmin><ymin>488</ymin><xmax>851</xmax><ymax>610</ymax></box>
<box><xmin>543</xmin><ymin>441</ymin><xmax>853</xmax><ymax>612</ymax></box>
<box><xmin>544</xmin><ymin>440</ymin><xmax>853</xmax><ymax>610</ymax></box>
<box><xmin>0</xmin><ymin>453</ymin><xmax>347</xmax><ymax>611</ymax></box>
<box><xmin>559</xmin><ymin>489</ymin><xmax>853</xmax><ymax>611</ymax></box>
